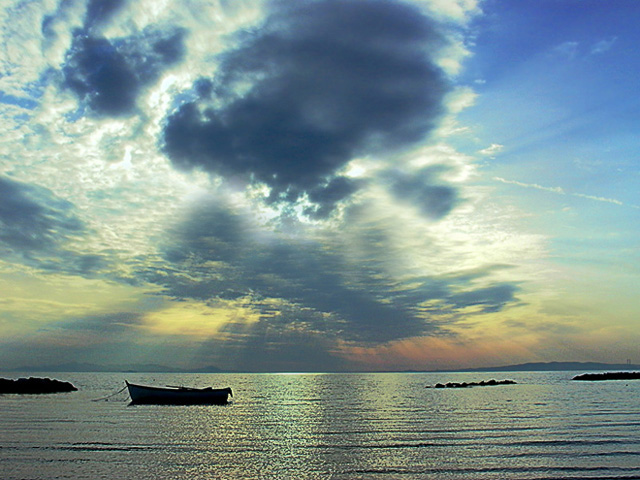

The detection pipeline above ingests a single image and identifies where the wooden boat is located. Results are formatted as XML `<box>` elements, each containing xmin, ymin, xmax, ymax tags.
<box><xmin>126</xmin><ymin>380</ymin><xmax>232</xmax><ymax>405</ymax></box>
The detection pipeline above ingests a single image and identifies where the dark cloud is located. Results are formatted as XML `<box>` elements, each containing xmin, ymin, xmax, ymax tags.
<box><xmin>0</xmin><ymin>313</ymin><xmax>148</xmax><ymax>369</ymax></box>
<box><xmin>386</xmin><ymin>166</ymin><xmax>460</xmax><ymax>219</ymax></box>
<box><xmin>42</xmin><ymin>0</ymin><xmax>127</xmax><ymax>44</ymax></box>
<box><xmin>153</xmin><ymin>201</ymin><xmax>430</xmax><ymax>343</ymax></box>
<box><xmin>144</xmin><ymin>199</ymin><xmax>521</xmax><ymax>355</ymax></box>
<box><xmin>163</xmin><ymin>0</ymin><xmax>450</xmax><ymax>211</ymax></box>
<box><xmin>304</xmin><ymin>176</ymin><xmax>362</xmax><ymax>219</ymax></box>
<box><xmin>85</xmin><ymin>0</ymin><xmax>127</xmax><ymax>30</ymax></box>
<box><xmin>0</xmin><ymin>175</ymin><xmax>108</xmax><ymax>276</ymax></box>
<box><xmin>54</xmin><ymin>311</ymin><xmax>145</xmax><ymax>333</ymax></box>
<box><xmin>448</xmin><ymin>283</ymin><xmax>521</xmax><ymax>314</ymax></box>
<box><xmin>196</xmin><ymin>316</ymin><xmax>349</xmax><ymax>372</ymax></box>
<box><xmin>41</xmin><ymin>13</ymin><xmax>58</xmax><ymax>39</ymax></box>
<box><xmin>193</xmin><ymin>78</ymin><xmax>214</xmax><ymax>99</ymax></box>
<box><xmin>62</xmin><ymin>25</ymin><xmax>185</xmax><ymax>117</ymax></box>
<box><xmin>0</xmin><ymin>175</ymin><xmax>83</xmax><ymax>251</ymax></box>
<box><xmin>63</xmin><ymin>34</ymin><xmax>139</xmax><ymax>116</ymax></box>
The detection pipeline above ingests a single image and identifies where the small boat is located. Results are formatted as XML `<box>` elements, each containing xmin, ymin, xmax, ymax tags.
<box><xmin>126</xmin><ymin>380</ymin><xmax>232</xmax><ymax>405</ymax></box>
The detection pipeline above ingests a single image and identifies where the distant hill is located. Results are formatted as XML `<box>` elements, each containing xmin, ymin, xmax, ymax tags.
<box><xmin>455</xmin><ymin>361</ymin><xmax>640</xmax><ymax>372</ymax></box>
<box><xmin>6</xmin><ymin>360</ymin><xmax>638</xmax><ymax>374</ymax></box>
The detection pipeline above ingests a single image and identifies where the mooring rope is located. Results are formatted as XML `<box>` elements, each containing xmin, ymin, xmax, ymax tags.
<box><xmin>91</xmin><ymin>384</ymin><xmax>128</xmax><ymax>402</ymax></box>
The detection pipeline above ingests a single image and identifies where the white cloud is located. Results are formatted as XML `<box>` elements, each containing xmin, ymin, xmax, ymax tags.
<box><xmin>478</xmin><ymin>143</ymin><xmax>504</xmax><ymax>158</ymax></box>
<box><xmin>590</xmin><ymin>36</ymin><xmax>617</xmax><ymax>55</ymax></box>
<box><xmin>493</xmin><ymin>177</ymin><xmax>637</xmax><ymax>208</ymax></box>
<box><xmin>431</xmin><ymin>86</ymin><xmax>477</xmax><ymax>138</ymax></box>
<box><xmin>553</xmin><ymin>40</ymin><xmax>579</xmax><ymax>59</ymax></box>
<box><xmin>494</xmin><ymin>176</ymin><xmax>564</xmax><ymax>194</ymax></box>
<box><xmin>418</xmin><ymin>0</ymin><xmax>481</xmax><ymax>24</ymax></box>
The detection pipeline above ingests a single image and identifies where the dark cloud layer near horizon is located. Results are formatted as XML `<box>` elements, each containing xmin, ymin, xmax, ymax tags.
<box><xmin>153</xmin><ymin>201</ymin><xmax>429</xmax><ymax>343</ymax></box>
<box><xmin>142</xmin><ymin>198</ymin><xmax>521</xmax><ymax>355</ymax></box>
<box><xmin>163</xmin><ymin>0</ymin><xmax>450</xmax><ymax>212</ymax></box>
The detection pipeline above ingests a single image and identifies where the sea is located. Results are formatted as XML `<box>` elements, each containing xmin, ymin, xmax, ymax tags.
<box><xmin>1</xmin><ymin>371</ymin><xmax>639</xmax><ymax>480</ymax></box>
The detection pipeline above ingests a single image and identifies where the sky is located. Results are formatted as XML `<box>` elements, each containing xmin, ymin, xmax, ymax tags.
<box><xmin>0</xmin><ymin>0</ymin><xmax>638</xmax><ymax>372</ymax></box>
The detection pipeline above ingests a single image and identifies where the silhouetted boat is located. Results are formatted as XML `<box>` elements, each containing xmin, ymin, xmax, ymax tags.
<box><xmin>126</xmin><ymin>380</ymin><xmax>232</xmax><ymax>405</ymax></box>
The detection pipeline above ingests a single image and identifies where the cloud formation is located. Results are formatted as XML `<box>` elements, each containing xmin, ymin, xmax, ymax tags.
<box><xmin>493</xmin><ymin>177</ymin><xmax>636</xmax><ymax>208</ymax></box>
<box><xmin>0</xmin><ymin>175</ymin><xmax>107</xmax><ymax>276</ymax></box>
<box><xmin>0</xmin><ymin>175</ymin><xmax>83</xmax><ymax>252</ymax></box>
<box><xmin>60</xmin><ymin>0</ymin><xmax>185</xmax><ymax>117</ymax></box>
<box><xmin>3</xmin><ymin>0</ymin><xmax>577</xmax><ymax>372</ymax></box>
<box><xmin>163</xmin><ymin>0</ymin><xmax>450</xmax><ymax>211</ymax></box>
<box><xmin>385</xmin><ymin>166</ymin><xmax>459</xmax><ymax>219</ymax></box>
<box><xmin>143</xmin><ymin>197</ymin><xmax>521</xmax><ymax>357</ymax></box>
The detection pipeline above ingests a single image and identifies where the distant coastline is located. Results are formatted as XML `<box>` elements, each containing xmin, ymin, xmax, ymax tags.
<box><xmin>433</xmin><ymin>361</ymin><xmax>640</xmax><ymax>373</ymax></box>
<box><xmin>2</xmin><ymin>360</ymin><xmax>639</xmax><ymax>374</ymax></box>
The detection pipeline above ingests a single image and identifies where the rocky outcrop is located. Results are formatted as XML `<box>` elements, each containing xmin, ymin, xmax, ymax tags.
<box><xmin>0</xmin><ymin>377</ymin><xmax>77</xmax><ymax>394</ymax></box>
<box><xmin>572</xmin><ymin>372</ymin><xmax>640</xmax><ymax>381</ymax></box>
<box><xmin>427</xmin><ymin>379</ymin><xmax>517</xmax><ymax>389</ymax></box>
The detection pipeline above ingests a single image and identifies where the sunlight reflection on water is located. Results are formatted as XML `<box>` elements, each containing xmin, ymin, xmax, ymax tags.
<box><xmin>1</xmin><ymin>372</ymin><xmax>639</xmax><ymax>479</ymax></box>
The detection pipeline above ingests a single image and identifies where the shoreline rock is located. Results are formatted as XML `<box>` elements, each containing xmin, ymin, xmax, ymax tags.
<box><xmin>572</xmin><ymin>371</ymin><xmax>640</xmax><ymax>381</ymax></box>
<box><xmin>427</xmin><ymin>379</ymin><xmax>517</xmax><ymax>389</ymax></box>
<box><xmin>0</xmin><ymin>377</ymin><xmax>77</xmax><ymax>394</ymax></box>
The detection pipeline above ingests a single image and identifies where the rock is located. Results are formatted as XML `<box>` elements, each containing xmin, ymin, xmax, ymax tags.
<box><xmin>0</xmin><ymin>377</ymin><xmax>77</xmax><ymax>394</ymax></box>
<box><xmin>427</xmin><ymin>379</ymin><xmax>517</xmax><ymax>389</ymax></box>
<box><xmin>572</xmin><ymin>371</ymin><xmax>640</xmax><ymax>381</ymax></box>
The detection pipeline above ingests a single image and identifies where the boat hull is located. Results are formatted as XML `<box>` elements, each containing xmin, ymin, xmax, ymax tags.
<box><xmin>126</xmin><ymin>381</ymin><xmax>232</xmax><ymax>405</ymax></box>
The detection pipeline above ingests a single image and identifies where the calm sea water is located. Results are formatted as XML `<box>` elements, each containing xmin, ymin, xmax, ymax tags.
<box><xmin>1</xmin><ymin>371</ymin><xmax>639</xmax><ymax>479</ymax></box>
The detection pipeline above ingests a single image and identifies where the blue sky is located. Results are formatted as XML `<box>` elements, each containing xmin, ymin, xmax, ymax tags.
<box><xmin>461</xmin><ymin>1</ymin><xmax>639</xmax><ymax>293</ymax></box>
<box><xmin>0</xmin><ymin>0</ymin><xmax>638</xmax><ymax>371</ymax></box>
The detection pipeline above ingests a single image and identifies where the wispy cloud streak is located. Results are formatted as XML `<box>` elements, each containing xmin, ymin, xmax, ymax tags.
<box><xmin>493</xmin><ymin>177</ymin><xmax>637</xmax><ymax>209</ymax></box>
